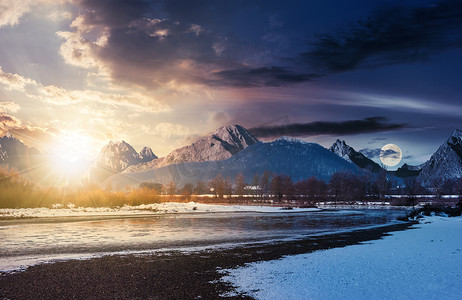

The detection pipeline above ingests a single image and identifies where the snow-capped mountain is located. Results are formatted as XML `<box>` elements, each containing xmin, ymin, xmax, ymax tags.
<box><xmin>417</xmin><ymin>129</ymin><xmax>462</xmax><ymax>187</ymax></box>
<box><xmin>95</xmin><ymin>141</ymin><xmax>156</xmax><ymax>172</ymax></box>
<box><xmin>330</xmin><ymin>139</ymin><xmax>382</xmax><ymax>173</ymax></box>
<box><xmin>106</xmin><ymin>136</ymin><xmax>358</xmax><ymax>189</ymax></box>
<box><xmin>394</xmin><ymin>163</ymin><xmax>422</xmax><ymax>178</ymax></box>
<box><xmin>125</xmin><ymin>124</ymin><xmax>259</xmax><ymax>172</ymax></box>
<box><xmin>161</xmin><ymin>124</ymin><xmax>259</xmax><ymax>166</ymax></box>
<box><xmin>140</xmin><ymin>146</ymin><xmax>157</xmax><ymax>163</ymax></box>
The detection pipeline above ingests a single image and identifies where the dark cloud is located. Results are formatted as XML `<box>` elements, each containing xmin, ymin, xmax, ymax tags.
<box><xmin>77</xmin><ymin>0</ymin><xmax>152</xmax><ymax>27</ymax></box>
<box><xmin>0</xmin><ymin>113</ymin><xmax>21</xmax><ymax>128</ymax></box>
<box><xmin>367</xmin><ymin>137</ymin><xmax>387</xmax><ymax>144</ymax></box>
<box><xmin>360</xmin><ymin>148</ymin><xmax>381</xmax><ymax>159</ymax></box>
<box><xmin>249</xmin><ymin>117</ymin><xmax>406</xmax><ymax>138</ymax></box>
<box><xmin>67</xmin><ymin>0</ymin><xmax>320</xmax><ymax>90</ymax></box>
<box><xmin>68</xmin><ymin>0</ymin><xmax>462</xmax><ymax>93</ymax></box>
<box><xmin>208</xmin><ymin>66</ymin><xmax>321</xmax><ymax>87</ymax></box>
<box><xmin>302</xmin><ymin>0</ymin><xmax>462</xmax><ymax>72</ymax></box>
<box><xmin>402</xmin><ymin>155</ymin><xmax>414</xmax><ymax>160</ymax></box>
<box><xmin>380</xmin><ymin>148</ymin><xmax>400</xmax><ymax>159</ymax></box>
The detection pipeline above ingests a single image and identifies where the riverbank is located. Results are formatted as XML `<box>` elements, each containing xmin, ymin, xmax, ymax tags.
<box><xmin>0</xmin><ymin>202</ymin><xmax>320</xmax><ymax>220</ymax></box>
<box><xmin>223</xmin><ymin>216</ymin><xmax>462</xmax><ymax>299</ymax></box>
<box><xmin>0</xmin><ymin>221</ymin><xmax>414</xmax><ymax>299</ymax></box>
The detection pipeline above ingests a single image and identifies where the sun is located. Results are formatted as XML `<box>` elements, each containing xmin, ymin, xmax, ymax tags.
<box><xmin>48</xmin><ymin>131</ymin><xmax>98</xmax><ymax>180</ymax></box>
<box><xmin>379</xmin><ymin>144</ymin><xmax>402</xmax><ymax>167</ymax></box>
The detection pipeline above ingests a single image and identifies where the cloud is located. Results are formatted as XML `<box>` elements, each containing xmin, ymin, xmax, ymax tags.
<box><xmin>207</xmin><ymin>66</ymin><xmax>321</xmax><ymax>87</ymax></box>
<box><xmin>361</xmin><ymin>147</ymin><xmax>409</xmax><ymax>161</ymax></box>
<box><xmin>149</xmin><ymin>122</ymin><xmax>190</xmax><ymax>139</ymax></box>
<box><xmin>367</xmin><ymin>137</ymin><xmax>387</xmax><ymax>145</ymax></box>
<box><xmin>0</xmin><ymin>66</ymin><xmax>37</xmax><ymax>91</ymax></box>
<box><xmin>0</xmin><ymin>102</ymin><xmax>20</xmax><ymax>113</ymax></box>
<box><xmin>302</xmin><ymin>0</ymin><xmax>462</xmax><ymax>72</ymax></box>
<box><xmin>0</xmin><ymin>0</ymin><xmax>59</xmax><ymax>27</ymax></box>
<box><xmin>0</xmin><ymin>113</ymin><xmax>22</xmax><ymax>129</ymax></box>
<box><xmin>0</xmin><ymin>0</ymin><xmax>36</xmax><ymax>27</ymax></box>
<box><xmin>249</xmin><ymin>117</ymin><xmax>406</xmax><ymax>138</ymax></box>
<box><xmin>56</xmin><ymin>0</ymin><xmax>321</xmax><ymax>93</ymax></box>
<box><xmin>0</xmin><ymin>66</ymin><xmax>169</xmax><ymax>113</ymax></box>
<box><xmin>360</xmin><ymin>148</ymin><xmax>382</xmax><ymax>159</ymax></box>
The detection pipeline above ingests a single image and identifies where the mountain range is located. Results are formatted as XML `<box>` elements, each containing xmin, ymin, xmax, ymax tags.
<box><xmin>105</xmin><ymin>136</ymin><xmax>357</xmax><ymax>189</ymax></box>
<box><xmin>2</xmin><ymin>125</ymin><xmax>462</xmax><ymax>189</ymax></box>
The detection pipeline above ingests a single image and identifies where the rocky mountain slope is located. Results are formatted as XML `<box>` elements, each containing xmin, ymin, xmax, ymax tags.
<box><xmin>94</xmin><ymin>141</ymin><xmax>157</xmax><ymax>173</ymax></box>
<box><xmin>90</xmin><ymin>141</ymin><xmax>157</xmax><ymax>182</ymax></box>
<box><xmin>417</xmin><ymin>129</ymin><xmax>462</xmax><ymax>187</ymax></box>
<box><xmin>106</xmin><ymin>136</ymin><xmax>358</xmax><ymax>189</ymax></box>
<box><xmin>124</xmin><ymin>124</ymin><xmax>259</xmax><ymax>172</ymax></box>
<box><xmin>330</xmin><ymin>139</ymin><xmax>382</xmax><ymax>173</ymax></box>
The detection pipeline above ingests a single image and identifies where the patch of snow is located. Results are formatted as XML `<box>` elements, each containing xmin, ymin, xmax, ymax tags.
<box><xmin>222</xmin><ymin>216</ymin><xmax>462</xmax><ymax>299</ymax></box>
<box><xmin>0</xmin><ymin>202</ymin><xmax>320</xmax><ymax>218</ymax></box>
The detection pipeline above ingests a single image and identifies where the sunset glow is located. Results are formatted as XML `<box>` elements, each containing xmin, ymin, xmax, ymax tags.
<box><xmin>0</xmin><ymin>0</ymin><xmax>461</xmax><ymax>170</ymax></box>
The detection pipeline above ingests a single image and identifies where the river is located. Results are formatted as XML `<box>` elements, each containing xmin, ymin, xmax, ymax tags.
<box><xmin>0</xmin><ymin>208</ymin><xmax>409</xmax><ymax>272</ymax></box>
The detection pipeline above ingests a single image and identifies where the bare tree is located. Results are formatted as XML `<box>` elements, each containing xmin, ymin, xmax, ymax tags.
<box><xmin>209</xmin><ymin>174</ymin><xmax>225</xmax><ymax>199</ymax></box>
<box><xmin>180</xmin><ymin>183</ymin><xmax>194</xmax><ymax>199</ymax></box>
<box><xmin>270</xmin><ymin>174</ymin><xmax>284</xmax><ymax>202</ymax></box>
<box><xmin>260</xmin><ymin>170</ymin><xmax>272</xmax><ymax>199</ymax></box>
<box><xmin>194</xmin><ymin>181</ymin><xmax>208</xmax><ymax>195</ymax></box>
<box><xmin>235</xmin><ymin>173</ymin><xmax>246</xmax><ymax>198</ymax></box>
<box><xmin>251</xmin><ymin>173</ymin><xmax>260</xmax><ymax>199</ymax></box>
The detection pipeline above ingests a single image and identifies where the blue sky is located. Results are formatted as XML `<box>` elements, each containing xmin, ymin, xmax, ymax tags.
<box><xmin>0</xmin><ymin>0</ymin><xmax>461</xmax><ymax>168</ymax></box>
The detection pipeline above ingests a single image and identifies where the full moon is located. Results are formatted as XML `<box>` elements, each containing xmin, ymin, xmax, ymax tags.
<box><xmin>379</xmin><ymin>144</ymin><xmax>402</xmax><ymax>167</ymax></box>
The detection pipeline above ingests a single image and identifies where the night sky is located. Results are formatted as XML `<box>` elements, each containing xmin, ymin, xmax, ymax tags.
<box><xmin>0</xmin><ymin>0</ymin><xmax>461</xmax><ymax>169</ymax></box>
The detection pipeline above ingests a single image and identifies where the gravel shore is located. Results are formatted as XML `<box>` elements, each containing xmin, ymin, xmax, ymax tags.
<box><xmin>0</xmin><ymin>222</ymin><xmax>414</xmax><ymax>299</ymax></box>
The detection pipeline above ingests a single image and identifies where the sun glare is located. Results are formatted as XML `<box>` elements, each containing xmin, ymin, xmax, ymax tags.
<box><xmin>49</xmin><ymin>131</ymin><xmax>97</xmax><ymax>179</ymax></box>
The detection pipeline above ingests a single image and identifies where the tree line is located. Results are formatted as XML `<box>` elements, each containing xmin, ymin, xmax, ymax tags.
<box><xmin>140</xmin><ymin>169</ymin><xmax>462</xmax><ymax>205</ymax></box>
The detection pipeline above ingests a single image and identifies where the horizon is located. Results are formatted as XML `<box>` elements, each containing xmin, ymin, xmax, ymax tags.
<box><xmin>3</xmin><ymin>124</ymin><xmax>457</xmax><ymax>171</ymax></box>
<box><xmin>1</xmin><ymin>0</ymin><xmax>462</xmax><ymax>169</ymax></box>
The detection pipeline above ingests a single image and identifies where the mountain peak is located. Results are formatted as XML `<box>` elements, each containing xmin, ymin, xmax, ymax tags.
<box><xmin>212</xmin><ymin>124</ymin><xmax>259</xmax><ymax>150</ymax></box>
<box><xmin>417</xmin><ymin>129</ymin><xmax>462</xmax><ymax>186</ymax></box>
<box><xmin>451</xmin><ymin>129</ymin><xmax>462</xmax><ymax>138</ymax></box>
<box><xmin>329</xmin><ymin>139</ymin><xmax>382</xmax><ymax>173</ymax></box>
<box><xmin>4</xmin><ymin>131</ymin><xmax>14</xmax><ymax>139</ymax></box>
<box><xmin>329</xmin><ymin>139</ymin><xmax>353</xmax><ymax>162</ymax></box>
<box><xmin>95</xmin><ymin>140</ymin><xmax>156</xmax><ymax>172</ymax></box>
<box><xmin>139</xmin><ymin>146</ymin><xmax>157</xmax><ymax>162</ymax></box>
<box><xmin>152</xmin><ymin>124</ymin><xmax>259</xmax><ymax>168</ymax></box>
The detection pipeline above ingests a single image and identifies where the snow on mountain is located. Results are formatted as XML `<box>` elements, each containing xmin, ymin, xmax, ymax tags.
<box><xmin>124</xmin><ymin>124</ymin><xmax>259</xmax><ymax>173</ymax></box>
<box><xmin>330</xmin><ymin>139</ymin><xmax>353</xmax><ymax>163</ymax></box>
<box><xmin>95</xmin><ymin>141</ymin><xmax>156</xmax><ymax>172</ymax></box>
<box><xmin>330</xmin><ymin>139</ymin><xmax>382</xmax><ymax>173</ymax></box>
<box><xmin>106</xmin><ymin>136</ymin><xmax>358</xmax><ymax>189</ymax></box>
<box><xmin>139</xmin><ymin>146</ymin><xmax>157</xmax><ymax>163</ymax></box>
<box><xmin>417</xmin><ymin>129</ymin><xmax>462</xmax><ymax>187</ymax></box>
<box><xmin>90</xmin><ymin>140</ymin><xmax>157</xmax><ymax>183</ymax></box>
<box><xmin>161</xmin><ymin>124</ymin><xmax>259</xmax><ymax>166</ymax></box>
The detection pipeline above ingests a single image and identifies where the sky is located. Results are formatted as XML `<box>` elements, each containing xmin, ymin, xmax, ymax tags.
<box><xmin>0</xmin><ymin>0</ymin><xmax>461</xmax><ymax>169</ymax></box>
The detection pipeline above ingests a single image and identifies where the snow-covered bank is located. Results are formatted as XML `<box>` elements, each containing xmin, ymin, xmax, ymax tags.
<box><xmin>0</xmin><ymin>202</ymin><xmax>320</xmax><ymax>218</ymax></box>
<box><xmin>222</xmin><ymin>216</ymin><xmax>462</xmax><ymax>299</ymax></box>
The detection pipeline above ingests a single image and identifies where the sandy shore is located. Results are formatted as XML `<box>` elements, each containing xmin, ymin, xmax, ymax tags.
<box><xmin>0</xmin><ymin>222</ymin><xmax>414</xmax><ymax>299</ymax></box>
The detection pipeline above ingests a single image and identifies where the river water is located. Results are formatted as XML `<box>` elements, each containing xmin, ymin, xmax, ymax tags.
<box><xmin>0</xmin><ymin>209</ymin><xmax>408</xmax><ymax>272</ymax></box>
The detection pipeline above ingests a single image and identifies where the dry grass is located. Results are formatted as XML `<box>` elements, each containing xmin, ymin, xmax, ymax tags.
<box><xmin>0</xmin><ymin>167</ymin><xmax>162</xmax><ymax>208</ymax></box>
